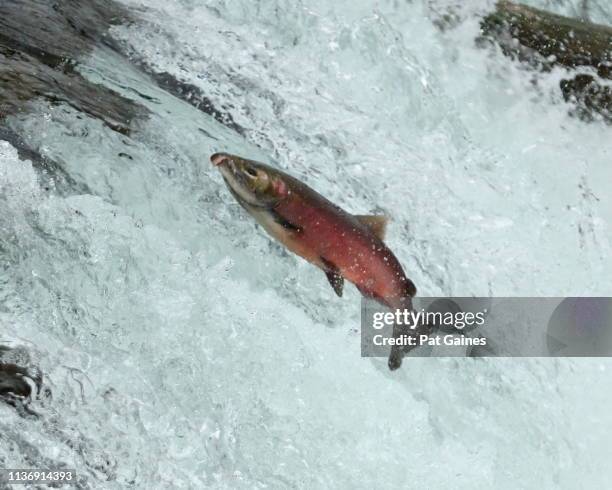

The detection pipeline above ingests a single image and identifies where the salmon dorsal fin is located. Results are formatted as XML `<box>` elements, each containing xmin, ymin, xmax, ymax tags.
<box><xmin>354</xmin><ymin>215</ymin><xmax>388</xmax><ymax>240</ymax></box>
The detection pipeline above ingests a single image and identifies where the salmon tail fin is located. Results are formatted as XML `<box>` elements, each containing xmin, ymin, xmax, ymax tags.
<box><xmin>387</xmin><ymin>296</ymin><xmax>436</xmax><ymax>371</ymax></box>
<box><xmin>388</xmin><ymin>342</ymin><xmax>404</xmax><ymax>370</ymax></box>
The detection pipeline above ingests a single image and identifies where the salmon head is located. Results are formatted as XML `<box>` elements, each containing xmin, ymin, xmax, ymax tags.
<box><xmin>211</xmin><ymin>152</ymin><xmax>290</xmax><ymax>209</ymax></box>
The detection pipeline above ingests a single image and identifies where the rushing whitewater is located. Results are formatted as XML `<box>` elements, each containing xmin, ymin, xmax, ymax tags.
<box><xmin>1</xmin><ymin>0</ymin><xmax>611</xmax><ymax>488</ymax></box>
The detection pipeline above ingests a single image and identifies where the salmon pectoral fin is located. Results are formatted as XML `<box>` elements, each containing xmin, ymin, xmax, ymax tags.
<box><xmin>321</xmin><ymin>257</ymin><xmax>344</xmax><ymax>297</ymax></box>
<box><xmin>354</xmin><ymin>215</ymin><xmax>388</xmax><ymax>240</ymax></box>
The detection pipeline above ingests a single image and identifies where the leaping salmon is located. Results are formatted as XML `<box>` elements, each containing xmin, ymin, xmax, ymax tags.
<box><xmin>211</xmin><ymin>152</ymin><xmax>423</xmax><ymax>369</ymax></box>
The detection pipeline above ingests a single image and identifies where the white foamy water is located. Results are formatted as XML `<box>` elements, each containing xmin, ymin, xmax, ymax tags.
<box><xmin>1</xmin><ymin>0</ymin><xmax>611</xmax><ymax>488</ymax></box>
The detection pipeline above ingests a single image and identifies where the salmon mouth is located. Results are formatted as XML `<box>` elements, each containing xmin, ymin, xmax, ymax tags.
<box><xmin>210</xmin><ymin>152</ymin><xmax>230</xmax><ymax>166</ymax></box>
<box><xmin>211</xmin><ymin>153</ymin><xmax>238</xmax><ymax>180</ymax></box>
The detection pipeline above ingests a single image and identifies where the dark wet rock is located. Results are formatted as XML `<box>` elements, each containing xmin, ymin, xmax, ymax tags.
<box><xmin>0</xmin><ymin>48</ymin><xmax>142</xmax><ymax>136</ymax></box>
<box><xmin>0</xmin><ymin>0</ymin><xmax>244</xmax><ymax>163</ymax></box>
<box><xmin>0</xmin><ymin>345</ymin><xmax>48</xmax><ymax>416</ymax></box>
<box><xmin>480</xmin><ymin>0</ymin><xmax>612</xmax><ymax>123</ymax></box>
<box><xmin>481</xmin><ymin>1</ymin><xmax>612</xmax><ymax>76</ymax></box>
<box><xmin>0</xmin><ymin>0</ymin><xmax>148</xmax><ymax>135</ymax></box>
<box><xmin>0</xmin><ymin>127</ymin><xmax>91</xmax><ymax>195</ymax></box>
<box><xmin>0</xmin><ymin>363</ymin><xmax>36</xmax><ymax>399</ymax></box>
<box><xmin>145</xmin><ymin>70</ymin><xmax>245</xmax><ymax>135</ymax></box>
<box><xmin>0</xmin><ymin>0</ymin><xmax>130</xmax><ymax>64</ymax></box>
<box><xmin>560</xmin><ymin>74</ymin><xmax>612</xmax><ymax>124</ymax></box>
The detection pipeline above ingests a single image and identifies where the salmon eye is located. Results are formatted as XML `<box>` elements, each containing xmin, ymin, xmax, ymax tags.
<box><xmin>245</xmin><ymin>167</ymin><xmax>258</xmax><ymax>178</ymax></box>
